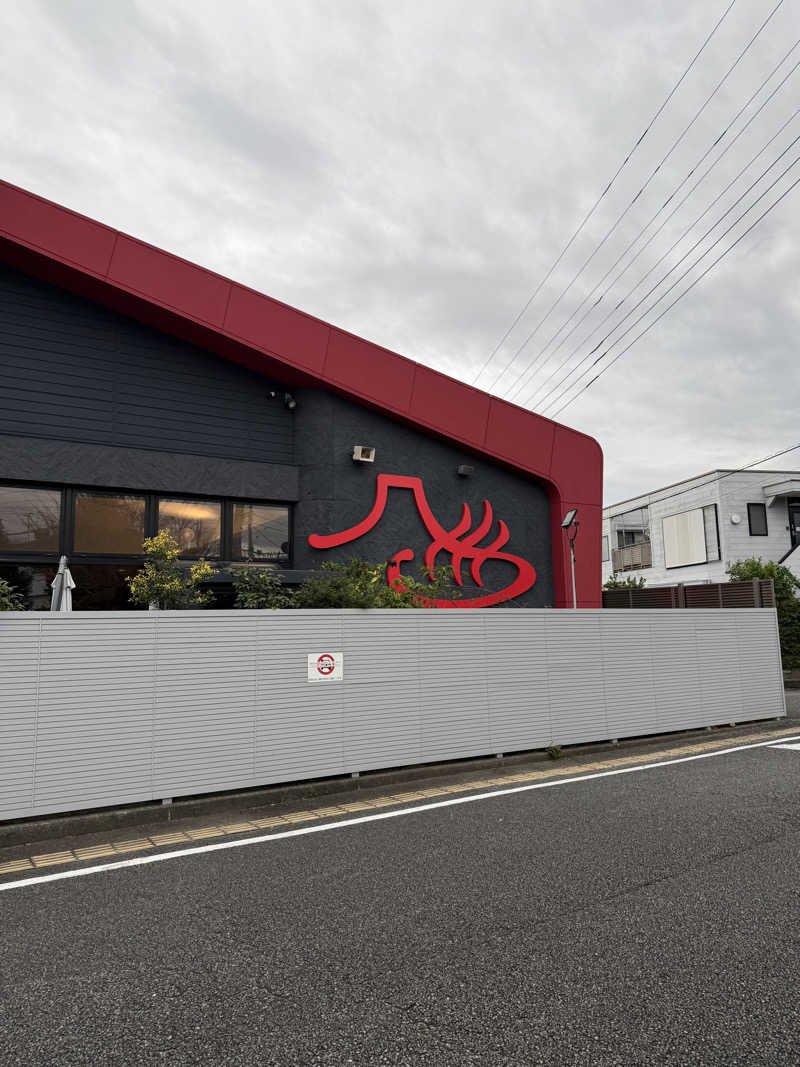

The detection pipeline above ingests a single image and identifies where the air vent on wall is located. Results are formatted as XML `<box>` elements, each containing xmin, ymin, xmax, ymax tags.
<box><xmin>352</xmin><ymin>445</ymin><xmax>375</xmax><ymax>463</ymax></box>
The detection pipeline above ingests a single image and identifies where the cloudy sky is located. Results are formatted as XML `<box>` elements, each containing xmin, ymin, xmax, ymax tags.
<box><xmin>3</xmin><ymin>0</ymin><xmax>798</xmax><ymax>503</ymax></box>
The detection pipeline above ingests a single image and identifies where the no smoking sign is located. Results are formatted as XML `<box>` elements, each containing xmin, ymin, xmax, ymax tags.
<box><xmin>307</xmin><ymin>651</ymin><xmax>344</xmax><ymax>682</ymax></box>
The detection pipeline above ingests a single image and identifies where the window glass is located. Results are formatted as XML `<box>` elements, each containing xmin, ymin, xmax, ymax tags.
<box><xmin>158</xmin><ymin>498</ymin><xmax>221</xmax><ymax>557</ymax></box>
<box><xmin>74</xmin><ymin>493</ymin><xmax>147</xmax><ymax>555</ymax></box>
<box><xmin>231</xmin><ymin>504</ymin><xmax>289</xmax><ymax>562</ymax></box>
<box><xmin>703</xmin><ymin>504</ymin><xmax>720</xmax><ymax>560</ymax></box>
<box><xmin>602</xmin><ymin>535</ymin><xmax>609</xmax><ymax>563</ymax></box>
<box><xmin>0</xmin><ymin>563</ymin><xmax>58</xmax><ymax>610</ymax></box>
<box><xmin>747</xmin><ymin>502</ymin><xmax>768</xmax><ymax>536</ymax></box>
<box><xmin>69</xmin><ymin>564</ymin><xmax>142</xmax><ymax>611</ymax></box>
<box><xmin>0</xmin><ymin>485</ymin><xmax>61</xmax><ymax>552</ymax></box>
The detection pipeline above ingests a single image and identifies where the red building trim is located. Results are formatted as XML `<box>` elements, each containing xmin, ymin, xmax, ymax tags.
<box><xmin>0</xmin><ymin>179</ymin><xmax>603</xmax><ymax>606</ymax></box>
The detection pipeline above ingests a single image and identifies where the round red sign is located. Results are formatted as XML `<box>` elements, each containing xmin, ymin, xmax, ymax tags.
<box><xmin>316</xmin><ymin>653</ymin><xmax>335</xmax><ymax>676</ymax></box>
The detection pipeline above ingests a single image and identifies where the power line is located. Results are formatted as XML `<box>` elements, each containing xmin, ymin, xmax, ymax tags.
<box><xmin>468</xmin><ymin>0</ymin><xmax>739</xmax><ymax>388</ymax></box>
<box><xmin>547</xmin><ymin>168</ymin><xmax>800</xmax><ymax>418</ymax></box>
<box><xmin>606</xmin><ymin>442</ymin><xmax>800</xmax><ymax>518</ymax></box>
<box><xmin>530</xmin><ymin>116</ymin><xmax>799</xmax><ymax>412</ymax></box>
<box><xmin>483</xmin><ymin>0</ymin><xmax>785</xmax><ymax>397</ymax></box>
<box><xmin>508</xmin><ymin>45</ymin><xmax>800</xmax><ymax>406</ymax></box>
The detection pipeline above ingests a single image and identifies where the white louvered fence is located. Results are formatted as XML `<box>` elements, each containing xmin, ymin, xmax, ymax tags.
<box><xmin>0</xmin><ymin>608</ymin><xmax>786</xmax><ymax>821</ymax></box>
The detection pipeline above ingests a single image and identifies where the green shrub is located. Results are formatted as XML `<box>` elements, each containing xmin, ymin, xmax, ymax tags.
<box><xmin>232</xmin><ymin>567</ymin><xmax>294</xmax><ymax>609</ymax></box>
<box><xmin>603</xmin><ymin>573</ymin><xmax>647</xmax><ymax>590</ymax></box>
<box><xmin>728</xmin><ymin>557</ymin><xmax>800</xmax><ymax>669</ymax></box>
<box><xmin>127</xmin><ymin>531</ymin><xmax>218</xmax><ymax>609</ymax></box>
<box><xmin>0</xmin><ymin>576</ymin><xmax>24</xmax><ymax>611</ymax></box>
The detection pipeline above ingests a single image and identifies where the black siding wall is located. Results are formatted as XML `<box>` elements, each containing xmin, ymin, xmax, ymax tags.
<box><xmin>0</xmin><ymin>265</ymin><xmax>293</xmax><ymax>465</ymax></box>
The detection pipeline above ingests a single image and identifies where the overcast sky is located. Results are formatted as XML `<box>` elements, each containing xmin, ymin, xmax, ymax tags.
<box><xmin>3</xmin><ymin>0</ymin><xmax>798</xmax><ymax>504</ymax></box>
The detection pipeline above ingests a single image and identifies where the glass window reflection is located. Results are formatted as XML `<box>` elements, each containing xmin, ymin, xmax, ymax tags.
<box><xmin>232</xmin><ymin>504</ymin><xmax>289</xmax><ymax>562</ymax></box>
<box><xmin>74</xmin><ymin>493</ymin><xmax>146</xmax><ymax>555</ymax></box>
<box><xmin>0</xmin><ymin>486</ymin><xmax>61</xmax><ymax>552</ymax></box>
<box><xmin>157</xmin><ymin>498</ymin><xmax>221</xmax><ymax>557</ymax></box>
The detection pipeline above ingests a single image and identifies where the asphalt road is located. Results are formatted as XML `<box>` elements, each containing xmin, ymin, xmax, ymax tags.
<box><xmin>2</xmin><ymin>724</ymin><xmax>800</xmax><ymax>1066</ymax></box>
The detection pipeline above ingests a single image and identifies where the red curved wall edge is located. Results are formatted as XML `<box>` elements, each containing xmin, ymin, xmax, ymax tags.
<box><xmin>0</xmin><ymin>179</ymin><xmax>603</xmax><ymax>607</ymax></box>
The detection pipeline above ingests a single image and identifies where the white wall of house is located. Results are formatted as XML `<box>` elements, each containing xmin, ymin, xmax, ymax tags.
<box><xmin>602</xmin><ymin>470</ymin><xmax>799</xmax><ymax>587</ymax></box>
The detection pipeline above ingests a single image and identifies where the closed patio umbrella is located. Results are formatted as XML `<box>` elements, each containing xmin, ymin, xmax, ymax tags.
<box><xmin>50</xmin><ymin>555</ymin><xmax>76</xmax><ymax>612</ymax></box>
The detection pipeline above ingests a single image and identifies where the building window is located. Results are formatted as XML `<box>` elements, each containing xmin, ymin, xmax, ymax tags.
<box><xmin>74</xmin><ymin>492</ymin><xmax>147</xmax><ymax>555</ymax></box>
<box><xmin>601</xmin><ymin>535</ymin><xmax>609</xmax><ymax>563</ymax></box>
<box><xmin>232</xmin><ymin>503</ymin><xmax>289</xmax><ymax>562</ymax></box>
<box><xmin>747</xmin><ymin>502</ymin><xmax>768</xmax><ymax>536</ymax></box>
<box><xmin>663</xmin><ymin>504</ymin><xmax>719</xmax><ymax>568</ymax></box>
<box><xmin>157</xmin><ymin>498</ymin><xmax>222</xmax><ymax>558</ymax></box>
<box><xmin>0</xmin><ymin>485</ymin><xmax>61</xmax><ymax>552</ymax></box>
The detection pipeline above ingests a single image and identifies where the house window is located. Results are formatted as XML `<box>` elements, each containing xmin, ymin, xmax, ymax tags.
<box><xmin>662</xmin><ymin>504</ymin><xmax>719</xmax><ymax>568</ymax></box>
<box><xmin>0</xmin><ymin>485</ymin><xmax>61</xmax><ymax>552</ymax></box>
<box><xmin>74</xmin><ymin>492</ymin><xmax>147</xmax><ymax>555</ymax></box>
<box><xmin>231</xmin><ymin>503</ymin><xmax>289</xmax><ymax>562</ymax></box>
<box><xmin>157</xmin><ymin>498</ymin><xmax>222</xmax><ymax>558</ymax></box>
<box><xmin>602</xmin><ymin>535</ymin><xmax>609</xmax><ymax>563</ymax></box>
<box><xmin>747</xmin><ymin>502</ymin><xmax>768</xmax><ymax>536</ymax></box>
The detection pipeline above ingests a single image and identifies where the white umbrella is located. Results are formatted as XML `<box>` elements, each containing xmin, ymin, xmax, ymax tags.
<box><xmin>50</xmin><ymin>555</ymin><xmax>76</xmax><ymax>612</ymax></box>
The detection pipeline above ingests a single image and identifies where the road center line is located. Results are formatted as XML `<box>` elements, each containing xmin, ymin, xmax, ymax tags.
<box><xmin>3</xmin><ymin>731</ymin><xmax>799</xmax><ymax>893</ymax></box>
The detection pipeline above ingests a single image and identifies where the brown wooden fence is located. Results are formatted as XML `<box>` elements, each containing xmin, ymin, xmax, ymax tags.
<box><xmin>602</xmin><ymin>579</ymin><xmax>775</xmax><ymax>610</ymax></box>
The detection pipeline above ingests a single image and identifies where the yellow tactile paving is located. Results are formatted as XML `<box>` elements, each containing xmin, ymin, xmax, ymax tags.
<box><xmin>218</xmin><ymin>822</ymin><xmax>258</xmax><ymax>835</ymax></box>
<box><xmin>74</xmin><ymin>844</ymin><xmax>116</xmax><ymax>860</ymax></box>
<box><xmin>31</xmin><ymin>851</ymin><xmax>75</xmax><ymax>868</ymax></box>
<box><xmin>150</xmin><ymin>832</ymin><xmax>191</xmax><ymax>846</ymax></box>
<box><xmin>113</xmin><ymin>839</ymin><xmax>154</xmax><ymax>853</ymax></box>
<box><xmin>0</xmin><ymin>858</ymin><xmax>33</xmax><ymax>874</ymax></box>
<box><xmin>3</xmin><ymin>724</ymin><xmax>798</xmax><ymax>877</ymax></box>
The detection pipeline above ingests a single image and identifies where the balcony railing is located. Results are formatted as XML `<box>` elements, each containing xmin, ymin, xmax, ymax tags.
<box><xmin>611</xmin><ymin>541</ymin><xmax>652</xmax><ymax>572</ymax></box>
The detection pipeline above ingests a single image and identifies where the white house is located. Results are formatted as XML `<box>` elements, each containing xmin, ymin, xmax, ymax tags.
<box><xmin>602</xmin><ymin>469</ymin><xmax>800</xmax><ymax>587</ymax></box>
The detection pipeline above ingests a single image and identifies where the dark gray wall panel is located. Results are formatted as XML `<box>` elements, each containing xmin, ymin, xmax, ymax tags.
<box><xmin>0</xmin><ymin>265</ymin><xmax>294</xmax><ymax>465</ymax></box>
<box><xmin>0</xmin><ymin>434</ymin><xmax>299</xmax><ymax>501</ymax></box>
<box><xmin>293</xmin><ymin>390</ymin><xmax>555</xmax><ymax>607</ymax></box>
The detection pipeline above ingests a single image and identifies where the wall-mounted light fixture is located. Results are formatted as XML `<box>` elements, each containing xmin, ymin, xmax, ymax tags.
<box><xmin>457</xmin><ymin>465</ymin><xmax>474</xmax><ymax>477</ymax></box>
<box><xmin>352</xmin><ymin>445</ymin><xmax>375</xmax><ymax>463</ymax></box>
<box><xmin>284</xmin><ymin>393</ymin><xmax>297</xmax><ymax>411</ymax></box>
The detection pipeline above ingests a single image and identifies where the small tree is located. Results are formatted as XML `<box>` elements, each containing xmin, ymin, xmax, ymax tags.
<box><xmin>0</xmin><ymin>576</ymin><xmax>24</xmax><ymax>611</ymax></box>
<box><xmin>127</xmin><ymin>531</ymin><xmax>218</xmax><ymax>610</ymax></box>
<box><xmin>603</xmin><ymin>573</ymin><xmax>647</xmax><ymax>590</ymax></box>
<box><xmin>232</xmin><ymin>567</ymin><xmax>294</xmax><ymax>609</ymax></box>
<box><xmin>728</xmin><ymin>557</ymin><xmax>800</xmax><ymax>668</ymax></box>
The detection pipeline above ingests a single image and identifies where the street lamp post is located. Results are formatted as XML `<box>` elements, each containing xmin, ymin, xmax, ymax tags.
<box><xmin>561</xmin><ymin>509</ymin><xmax>579</xmax><ymax>609</ymax></box>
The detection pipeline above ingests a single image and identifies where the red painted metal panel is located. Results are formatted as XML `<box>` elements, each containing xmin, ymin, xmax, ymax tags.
<box><xmin>484</xmin><ymin>398</ymin><xmax>555</xmax><ymax>481</ymax></box>
<box><xmin>409</xmin><ymin>366</ymin><xmax>490</xmax><ymax>449</ymax></box>
<box><xmin>225</xmin><ymin>285</ymin><xmax>330</xmax><ymax>373</ymax></box>
<box><xmin>107</xmin><ymin>236</ymin><xmax>231</xmax><ymax>326</ymax></box>
<box><xmin>324</xmin><ymin>329</ymin><xmax>415</xmax><ymax>413</ymax></box>
<box><xmin>0</xmin><ymin>181</ymin><xmax>116</xmax><ymax>276</ymax></box>
<box><xmin>549</xmin><ymin>424</ymin><xmax>604</xmax><ymax>505</ymax></box>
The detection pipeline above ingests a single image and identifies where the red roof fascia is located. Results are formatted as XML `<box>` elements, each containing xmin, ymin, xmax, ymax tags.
<box><xmin>0</xmin><ymin>179</ymin><xmax>603</xmax><ymax>606</ymax></box>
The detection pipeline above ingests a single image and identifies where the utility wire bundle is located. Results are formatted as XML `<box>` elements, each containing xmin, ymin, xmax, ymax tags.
<box><xmin>472</xmin><ymin>0</ymin><xmax>798</xmax><ymax>421</ymax></box>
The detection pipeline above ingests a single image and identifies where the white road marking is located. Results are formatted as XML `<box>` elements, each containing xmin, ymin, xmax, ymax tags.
<box><xmin>769</xmin><ymin>742</ymin><xmax>800</xmax><ymax>750</ymax></box>
<box><xmin>2</xmin><ymin>731</ymin><xmax>799</xmax><ymax>894</ymax></box>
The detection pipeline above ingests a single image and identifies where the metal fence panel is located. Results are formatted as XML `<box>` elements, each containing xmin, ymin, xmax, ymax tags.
<box><xmin>0</xmin><ymin>608</ymin><xmax>786</xmax><ymax>821</ymax></box>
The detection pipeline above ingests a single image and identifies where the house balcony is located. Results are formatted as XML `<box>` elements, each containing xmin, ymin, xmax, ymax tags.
<box><xmin>611</xmin><ymin>541</ymin><xmax>652</xmax><ymax>572</ymax></box>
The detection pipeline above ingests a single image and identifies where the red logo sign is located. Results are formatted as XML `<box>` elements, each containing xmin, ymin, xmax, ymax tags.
<box><xmin>308</xmin><ymin>474</ymin><xmax>536</xmax><ymax>608</ymax></box>
<box><xmin>316</xmin><ymin>653</ymin><xmax>336</xmax><ymax>675</ymax></box>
